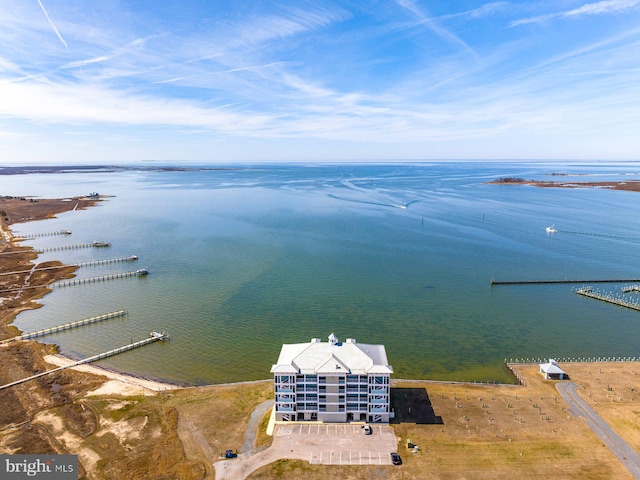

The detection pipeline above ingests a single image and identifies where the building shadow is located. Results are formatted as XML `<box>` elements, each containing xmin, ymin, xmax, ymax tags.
<box><xmin>390</xmin><ymin>387</ymin><xmax>443</xmax><ymax>425</ymax></box>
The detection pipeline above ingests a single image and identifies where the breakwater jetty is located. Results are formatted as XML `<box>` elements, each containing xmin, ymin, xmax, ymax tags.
<box><xmin>491</xmin><ymin>278</ymin><xmax>640</xmax><ymax>286</ymax></box>
<box><xmin>52</xmin><ymin>269</ymin><xmax>149</xmax><ymax>288</ymax></box>
<box><xmin>0</xmin><ymin>310</ymin><xmax>128</xmax><ymax>344</ymax></box>
<box><xmin>0</xmin><ymin>332</ymin><xmax>169</xmax><ymax>391</ymax></box>
<box><xmin>576</xmin><ymin>287</ymin><xmax>640</xmax><ymax>311</ymax></box>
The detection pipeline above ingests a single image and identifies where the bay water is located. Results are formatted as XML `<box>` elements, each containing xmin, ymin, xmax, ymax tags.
<box><xmin>3</xmin><ymin>162</ymin><xmax>640</xmax><ymax>385</ymax></box>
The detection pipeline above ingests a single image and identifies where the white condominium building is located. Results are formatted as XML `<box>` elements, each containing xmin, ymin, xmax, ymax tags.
<box><xmin>270</xmin><ymin>333</ymin><xmax>393</xmax><ymax>423</ymax></box>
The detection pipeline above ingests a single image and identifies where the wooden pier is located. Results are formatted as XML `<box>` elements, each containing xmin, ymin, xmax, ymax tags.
<box><xmin>0</xmin><ymin>332</ymin><xmax>168</xmax><ymax>391</ymax></box>
<box><xmin>0</xmin><ymin>256</ymin><xmax>138</xmax><ymax>278</ymax></box>
<box><xmin>0</xmin><ymin>269</ymin><xmax>149</xmax><ymax>294</ymax></box>
<box><xmin>0</xmin><ymin>310</ymin><xmax>128</xmax><ymax>344</ymax></box>
<box><xmin>15</xmin><ymin>229</ymin><xmax>72</xmax><ymax>239</ymax></box>
<box><xmin>576</xmin><ymin>287</ymin><xmax>640</xmax><ymax>311</ymax></box>
<box><xmin>36</xmin><ymin>241</ymin><xmax>111</xmax><ymax>253</ymax></box>
<box><xmin>491</xmin><ymin>278</ymin><xmax>640</xmax><ymax>286</ymax></box>
<box><xmin>52</xmin><ymin>269</ymin><xmax>149</xmax><ymax>288</ymax></box>
<box><xmin>76</xmin><ymin>255</ymin><xmax>138</xmax><ymax>267</ymax></box>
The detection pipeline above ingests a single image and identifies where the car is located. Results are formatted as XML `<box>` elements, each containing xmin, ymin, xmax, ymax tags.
<box><xmin>362</xmin><ymin>425</ymin><xmax>372</xmax><ymax>435</ymax></box>
<box><xmin>225</xmin><ymin>450</ymin><xmax>237</xmax><ymax>459</ymax></box>
<box><xmin>390</xmin><ymin>452</ymin><xmax>402</xmax><ymax>465</ymax></box>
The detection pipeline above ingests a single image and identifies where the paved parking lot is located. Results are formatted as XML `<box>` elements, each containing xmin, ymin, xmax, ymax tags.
<box><xmin>215</xmin><ymin>422</ymin><xmax>400</xmax><ymax>479</ymax></box>
<box><xmin>273</xmin><ymin>423</ymin><xmax>398</xmax><ymax>465</ymax></box>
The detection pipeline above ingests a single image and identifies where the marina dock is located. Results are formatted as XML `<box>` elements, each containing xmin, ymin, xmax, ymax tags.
<box><xmin>0</xmin><ymin>332</ymin><xmax>169</xmax><ymax>391</ymax></box>
<box><xmin>0</xmin><ymin>310</ymin><xmax>128</xmax><ymax>344</ymax></box>
<box><xmin>575</xmin><ymin>287</ymin><xmax>640</xmax><ymax>311</ymax></box>
<box><xmin>622</xmin><ymin>285</ymin><xmax>640</xmax><ymax>293</ymax></box>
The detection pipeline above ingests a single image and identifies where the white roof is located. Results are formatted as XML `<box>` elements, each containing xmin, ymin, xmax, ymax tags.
<box><xmin>540</xmin><ymin>359</ymin><xmax>565</xmax><ymax>375</ymax></box>
<box><xmin>271</xmin><ymin>335</ymin><xmax>393</xmax><ymax>375</ymax></box>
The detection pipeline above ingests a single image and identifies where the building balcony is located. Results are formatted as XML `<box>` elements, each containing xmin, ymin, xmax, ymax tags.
<box><xmin>276</xmin><ymin>395</ymin><xmax>295</xmax><ymax>402</ymax></box>
<box><xmin>369</xmin><ymin>387</ymin><xmax>388</xmax><ymax>394</ymax></box>
<box><xmin>276</xmin><ymin>405</ymin><xmax>295</xmax><ymax>412</ymax></box>
<box><xmin>275</xmin><ymin>385</ymin><xmax>295</xmax><ymax>391</ymax></box>
<box><xmin>369</xmin><ymin>406</ymin><xmax>387</xmax><ymax>413</ymax></box>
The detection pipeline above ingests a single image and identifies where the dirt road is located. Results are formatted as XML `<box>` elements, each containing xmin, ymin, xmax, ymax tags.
<box><xmin>557</xmin><ymin>382</ymin><xmax>640</xmax><ymax>479</ymax></box>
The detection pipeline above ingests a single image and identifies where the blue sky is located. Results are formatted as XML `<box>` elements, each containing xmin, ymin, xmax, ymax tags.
<box><xmin>1</xmin><ymin>0</ymin><xmax>639</xmax><ymax>163</ymax></box>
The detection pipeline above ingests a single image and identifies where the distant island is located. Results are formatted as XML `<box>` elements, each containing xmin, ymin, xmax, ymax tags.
<box><xmin>489</xmin><ymin>176</ymin><xmax>640</xmax><ymax>192</ymax></box>
<box><xmin>0</xmin><ymin>165</ymin><xmax>242</xmax><ymax>175</ymax></box>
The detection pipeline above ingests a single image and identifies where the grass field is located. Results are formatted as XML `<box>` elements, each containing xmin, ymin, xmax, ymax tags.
<box><xmin>248</xmin><ymin>363</ymin><xmax>638</xmax><ymax>479</ymax></box>
<box><xmin>5</xmin><ymin>358</ymin><xmax>640</xmax><ymax>479</ymax></box>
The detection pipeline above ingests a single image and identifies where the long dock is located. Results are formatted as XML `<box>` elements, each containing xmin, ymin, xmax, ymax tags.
<box><xmin>0</xmin><ymin>256</ymin><xmax>138</xmax><ymax>278</ymax></box>
<box><xmin>15</xmin><ymin>229</ymin><xmax>72</xmax><ymax>239</ymax></box>
<box><xmin>0</xmin><ymin>310</ymin><xmax>128</xmax><ymax>344</ymax></box>
<box><xmin>76</xmin><ymin>255</ymin><xmax>138</xmax><ymax>267</ymax></box>
<box><xmin>52</xmin><ymin>269</ymin><xmax>149</xmax><ymax>288</ymax></box>
<box><xmin>0</xmin><ymin>332</ymin><xmax>168</xmax><ymax>391</ymax></box>
<box><xmin>0</xmin><ymin>269</ymin><xmax>149</xmax><ymax>295</ymax></box>
<box><xmin>491</xmin><ymin>278</ymin><xmax>640</xmax><ymax>286</ymax></box>
<box><xmin>36</xmin><ymin>241</ymin><xmax>111</xmax><ymax>253</ymax></box>
<box><xmin>576</xmin><ymin>287</ymin><xmax>640</xmax><ymax>311</ymax></box>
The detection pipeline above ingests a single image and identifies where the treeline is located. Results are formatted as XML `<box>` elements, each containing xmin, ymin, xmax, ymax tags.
<box><xmin>493</xmin><ymin>177</ymin><xmax>526</xmax><ymax>183</ymax></box>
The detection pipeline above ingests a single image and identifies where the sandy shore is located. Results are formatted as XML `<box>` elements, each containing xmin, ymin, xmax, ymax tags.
<box><xmin>43</xmin><ymin>354</ymin><xmax>180</xmax><ymax>396</ymax></box>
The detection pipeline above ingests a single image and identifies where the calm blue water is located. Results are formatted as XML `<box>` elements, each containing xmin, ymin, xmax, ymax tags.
<box><xmin>3</xmin><ymin>162</ymin><xmax>640</xmax><ymax>385</ymax></box>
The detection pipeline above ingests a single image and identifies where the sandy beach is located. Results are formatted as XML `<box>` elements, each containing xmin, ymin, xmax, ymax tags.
<box><xmin>43</xmin><ymin>354</ymin><xmax>179</xmax><ymax>395</ymax></box>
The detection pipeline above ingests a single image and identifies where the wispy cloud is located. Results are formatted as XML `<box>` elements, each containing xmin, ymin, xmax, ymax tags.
<box><xmin>1</xmin><ymin>0</ymin><xmax>639</xmax><ymax>161</ymax></box>
<box><xmin>62</xmin><ymin>55</ymin><xmax>111</xmax><ymax>69</ymax></box>
<box><xmin>36</xmin><ymin>0</ymin><xmax>68</xmax><ymax>48</ymax></box>
<box><xmin>394</xmin><ymin>0</ymin><xmax>478</xmax><ymax>59</ymax></box>
<box><xmin>511</xmin><ymin>0</ymin><xmax>640</xmax><ymax>27</ymax></box>
<box><xmin>440</xmin><ymin>2</ymin><xmax>510</xmax><ymax>20</ymax></box>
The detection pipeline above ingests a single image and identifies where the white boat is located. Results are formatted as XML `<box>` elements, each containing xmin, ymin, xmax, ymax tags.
<box><xmin>546</xmin><ymin>225</ymin><xmax>557</xmax><ymax>233</ymax></box>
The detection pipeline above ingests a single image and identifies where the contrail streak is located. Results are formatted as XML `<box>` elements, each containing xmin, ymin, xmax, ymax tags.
<box><xmin>36</xmin><ymin>0</ymin><xmax>68</xmax><ymax>49</ymax></box>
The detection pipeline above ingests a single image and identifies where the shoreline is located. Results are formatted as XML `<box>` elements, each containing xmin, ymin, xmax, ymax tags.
<box><xmin>42</xmin><ymin>354</ymin><xmax>180</xmax><ymax>394</ymax></box>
